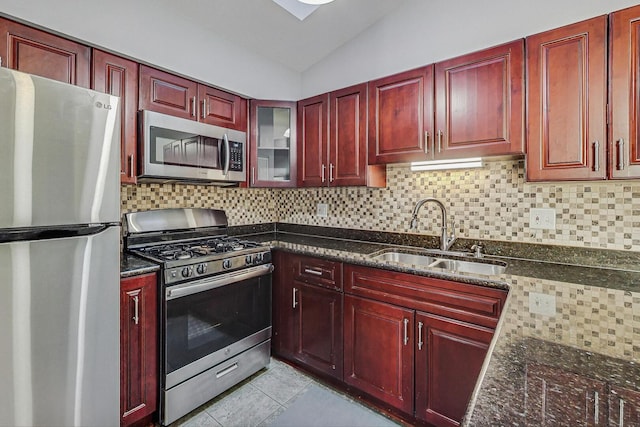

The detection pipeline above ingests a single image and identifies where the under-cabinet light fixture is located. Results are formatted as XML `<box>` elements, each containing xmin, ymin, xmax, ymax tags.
<box><xmin>298</xmin><ymin>0</ymin><xmax>335</xmax><ymax>4</ymax></box>
<box><xmin>410</xmin><ymin>157</ymin><xmax>484</xmax><ymax>172</ymax></box>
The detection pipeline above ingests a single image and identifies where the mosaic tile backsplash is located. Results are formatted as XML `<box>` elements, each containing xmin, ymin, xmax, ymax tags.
<box><xmin>120</xmin><ymin>159</ymin><xmax>640</xmax><ymax>251</ymax></box>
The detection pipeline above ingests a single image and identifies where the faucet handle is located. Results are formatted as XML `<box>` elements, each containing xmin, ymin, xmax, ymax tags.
<box><xmin>471</xmin><ymin>244</ymin><xmax>484</xmax><ymax>258</ymax></box>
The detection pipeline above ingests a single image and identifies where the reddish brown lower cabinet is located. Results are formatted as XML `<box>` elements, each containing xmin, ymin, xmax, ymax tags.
<box><xmin>272</xmin><ymin>252</ymin><xmax>343</xmax><ymax>379</ymax></box>
<box><xmin>343</xmin><ymin>294</ymin><xmax>414</xmax><ymax>414</ymax></box>
<box><xmin>293</xmin><ymin>281</ymin><xmax>343</xmax><ymax>380</ymax></box>
<box><xmin>120</xmin><ymin>273</ymin><xmax>158</xmax><ymax>427</ymax></box>
<box><xmin>343</xmin><ymin>264</ymin><xmax>505</xmax><ymax>423</ymax></box>
<box><xmin>526</xmin><ymin>363</ymin><xmax>607</xmax><ymax>426</ymax></box>
<box><xmin>414</xmin><ymin>312</ymin><xmax>494</xmax><ymax>427</ymax></box>
<box><xmin>609</xmin><ymin>385</ymin><xmax>640</xmax><ymax>426</ymax></box>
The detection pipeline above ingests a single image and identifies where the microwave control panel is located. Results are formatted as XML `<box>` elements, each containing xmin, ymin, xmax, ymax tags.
<box><xmin>229</xmin><ymin>142</ymin><xmax>243</xmax><ymax>171</ymax></box>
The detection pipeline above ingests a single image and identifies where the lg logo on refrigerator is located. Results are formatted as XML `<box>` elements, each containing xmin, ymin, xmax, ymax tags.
<box><xmin>95</xmin><ymin>101</ymin><xmax>113</xmax><ymax>110</ymax></box>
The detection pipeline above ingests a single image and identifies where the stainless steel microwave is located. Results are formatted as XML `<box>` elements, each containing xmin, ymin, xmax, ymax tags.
<box><xmin>138</xmin><ymin>110</ymin><xmax>246</xmax><ymax>185</ymax></box>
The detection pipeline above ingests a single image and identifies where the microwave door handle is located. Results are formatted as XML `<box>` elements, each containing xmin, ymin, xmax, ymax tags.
<box><xmin>223</xmin><ymin>133</ymin><xmax>230</xmax><ymax>176</ymax></box>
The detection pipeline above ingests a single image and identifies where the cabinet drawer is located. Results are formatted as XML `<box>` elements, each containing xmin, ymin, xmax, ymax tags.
<box><xmin>344</xmin><ymin>264</ymin><xmax>506</xmax><ymax>328</ymax></box>
<box><xmin>291</xmin><ymin>254</ymin><xmax>342</xmax><ymax>291</ymax></box>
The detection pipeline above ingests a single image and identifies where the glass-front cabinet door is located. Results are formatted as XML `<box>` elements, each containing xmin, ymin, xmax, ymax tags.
<box><xmin>249</xmin><ymin>100</ymin><xmax>297</xmax><ymax>187</ymax></box>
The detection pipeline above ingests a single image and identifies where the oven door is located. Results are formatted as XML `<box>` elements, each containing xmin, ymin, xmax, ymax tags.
<box><xmin>163</xmin><ymin>264</ymin><xmax>272</xmax><ymax>389</ymax></box>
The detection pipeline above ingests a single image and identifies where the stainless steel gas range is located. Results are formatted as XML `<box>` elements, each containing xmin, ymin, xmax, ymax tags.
<box><xmin>124</xmin><ymin>208</ymin><xmax>272</xmax><ymax>425</ymax></box>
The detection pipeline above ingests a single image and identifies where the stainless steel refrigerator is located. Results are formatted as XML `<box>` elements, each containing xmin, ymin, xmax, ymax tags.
<box><xmin>0</xmin><ymin>68</ymin><xmax>121</xmax><ymax>426</ymax></box>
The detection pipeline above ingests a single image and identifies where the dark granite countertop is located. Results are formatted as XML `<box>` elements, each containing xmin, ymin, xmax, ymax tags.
<box><xmin>120</xmin><ymin>253</ymin><xmax>160</xmax><ymax>278</ymax></box>
<box><xmin>230</xmin><ymin>224</ymin><xmax>640</xmax><ymax>426</ymax></box>
<box><xmin>122</xmin><ymin>222</ymin><xmax>640</xmax><ymax>425</ymax></box>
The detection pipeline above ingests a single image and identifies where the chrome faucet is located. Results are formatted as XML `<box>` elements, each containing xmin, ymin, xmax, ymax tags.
<box><xmin>410</xmin><ymin>197</ymin><xmax>456</xmax><ymax>251</ymax></box>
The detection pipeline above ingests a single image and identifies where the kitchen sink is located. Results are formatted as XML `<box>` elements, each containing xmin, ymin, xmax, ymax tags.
<box><xmin>370</xmin><ymin>251</ymin><xmax>439</xmax><ymax>267</ymax></box>
<box><xmin>428</xmin><ymin>258</ymin><xmax>506</xmax><ymax>275</ymax></box>
<box><xmin>369</xmin><ymin>249</ymin><xmax>507</xmax><ymax>276</ymax></box>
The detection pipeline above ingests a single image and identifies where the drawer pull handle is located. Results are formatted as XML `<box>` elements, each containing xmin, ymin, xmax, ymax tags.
<box><xmin>128</xmin><ymin>154</ymin><xmax>134</xmax><ymax>178</ymax></box>
<box><xmin>620</xmin><ymin>398</ymin><xmax>625</xmax><ymax>427</ymax></box>
<box><xmin>132</xmin><ymin>295</ymin><xmax>139</xmax><ymax>325</ymax></box>
<box><xmin>303</xmin><ymin>268</ymin><xmax>323</xmax><ymax>276</ymax></box>
<box><xmin>593</xmin><ymin>140</ymin><xmax>600</xmax><ymax>172</ymax></box>
<box><xmin>403</xmin><ymin>318</ymin><xmax>409</xmax><ymax>346</ymax></box>
<box><xmin>594</xmin><ymin>391</ymin><xmax>599</xmax><ymax>424</ymax></box>
<box><xmin>191</xmin><ymin>96</ymin><xmax>197</xmax><ymax>118</ymax></box>
<box><xmin>417</xmin><ymin>321</ymin><xmax>424</xmax><ymax>350</ymax></box>
<box><xmin>216</xmin><ymin>362</ymin><xmax>238</xmax><ymax>379</ymax></box>
<box><xmin>321</xmin><ymin>164</ymin><xmax>326</xmax><ymax>183</ymax></box>
<box><xmin>618</xmin><ymin>138</ymin><xmax>625</xmax><ymax>170</ymax></box>
<box><xmin>292</xmin><ymin>287</ymin><xmax>298</xmax><ymax>309</ymax></box>
<box><xmin>424</xmin><ymin>131</ymin><xmax>429</xmax><ymax>154</ymax></box>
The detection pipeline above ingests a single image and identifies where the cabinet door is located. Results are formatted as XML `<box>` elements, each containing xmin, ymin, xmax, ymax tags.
<box><xmin>414</xmin><ymin>312</ymin><xmax>493</xmax><ymax>427</ymax></box>
<box><xmin>609</xmin><ymin>385</ymin><xmax>640</xmax><ymax>426</ymax></box>
<box><xmin>198</xmin><ymin>84</ymin><xmax>247</xmax><ymax>130</ymax></box>
<box><xmin>368</xmin><ymin>66</ymin><xmax>434</xmax><ymax>164</ymax></box>
<box><xmin>434</xmin><ymin>40</ymin><xmax>524</xmax><ymax>159</ymax></box>
<box><xmin>92</xmin><ymin>50</ymin><xmax>139</xmax><ymax>184</ymax></box>
<box><xmin>297</xmin><ymin>93</ymin><xmax>329</xmax><ymax>187</ymax></box>
<box><xmin>271</xmin><ymin>251</ymin><xmax>295</xmax><ymax>358</ymax></box>
<box><xmin>526</xmin><ymin>16</ymin><xmax>607</xmax><ymax>181</ymax></box>
<box><xmin>610</xmin><ymin>5</ymin><xmax>640</xmax><ymax>179</ymax></box>
<box><xmin>343</xmin><ymin>295</ymin><xmax>414</xmax><ymax>414</ymax></box>
<box><xmin>0</xmin><ymin>18</ymin><xmax>90</xmax><ymax>87</ymax></box>
<box><xmin>249</xmin><ymin>100</ymin><xmax>297</xmax><ymax>187</ymax></box>
<box><xmin>526</xmin><ymin>363</ymin><xmax>607</xmax><ymax>426</ymax></box>
<box><xmin>120</xmin><ymin>273</ymin><xmax>158</xmax><ymax>427</ymax></box>
<box><xmin>139</xmin><ymin>65</ymin><xmax>198</xmax><ymax>120</ymax></box>
<box><xmin>329</xmin><ymin>83</ymin><xmax>368</xmax><ymax>186</ymax></box>
<box><xmin>293</xmin><ymin>281</ymin><xmax>343</xmax><ymax>380</ymax></box>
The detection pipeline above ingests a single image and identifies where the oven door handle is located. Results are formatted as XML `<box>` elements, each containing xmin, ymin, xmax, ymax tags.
<box><xmin>166</xmin><ymin>264</ymin><xmax>273</xmax><ymax>300</ymax></box>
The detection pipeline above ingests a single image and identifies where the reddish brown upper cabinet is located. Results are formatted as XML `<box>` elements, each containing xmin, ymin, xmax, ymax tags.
<box><xmin>526</xmin><ymin>16</ymin><xmax>608</xmax><ymax>181</ymax></box>
<box><xmin>92</xmin><ymin>51</ymin><xmax>139</xmax><ymax>184</ymax></box>
<box><xmin>434</xmin><ymin>40</ymin><xmax>525</xmax><ymax>160</ymax></box>
<box><xmin>139</xmin><ymin>65</ymin><xmax>198</xmax><ymax>120</ymax></box>
<box><xmin>198</xmin><ymin>84</ymin><xmax>247</xmax><ymax>131</ymax></box>
<box><xmin>120</xmin><ymin>273</ymin><xmax>158</xmax><ymax>427</ymax></box>
<box><xmin>298</xmin><ymin>93</ymin><xmax>328</xmax><ymax>187</ymax></box>
<box><xmin>139</xmin><ymin>65</ymin><xmax>247</xmax><ymax>130</ymax></box>
<box><xmin>609</xmin><ymin>5</ymin><xmax>640</xmax><ymax>179</ymax></box>
<box><xmin>298</xmin><ymin>83</ymin><xmax>385</xmax><ymax>187</ymax></box>
<box><xmin>249</xmin><ymin>100</ymin><xmax>297</xmax><ymax>187</ymax></box>
<box><xmin>0</xmin><ymin>17</ymin><xmax>90</xmax><ymax>87</ymax></box>
<box><xmin>368</xmin><ymin>66</ymin><xmax>434</xmax><ymax>164</ymax></box>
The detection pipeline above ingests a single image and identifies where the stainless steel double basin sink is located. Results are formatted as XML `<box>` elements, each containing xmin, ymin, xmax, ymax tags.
<box><xmin>369</xmin><ymin>248</ymin><xmax>507</xmax><ymax>276</ymax></box>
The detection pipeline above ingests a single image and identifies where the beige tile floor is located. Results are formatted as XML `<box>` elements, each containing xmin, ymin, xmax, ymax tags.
<box><xmin>171</xmin><ymin>358</ymin><xmax>401</xmax><ymax>427</ymax></box>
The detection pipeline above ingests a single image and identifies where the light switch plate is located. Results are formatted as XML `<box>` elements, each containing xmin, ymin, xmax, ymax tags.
<box><xmin>529</xmin><ymin>292</ymin><xmax>556</xmax><ymax>316</ymax></box>
<box><xmin>316</xmin><ymin>203</ymin><xmax>328</xmax><ymax>217</ymax></box>
<box><xmin>530</xmin><ymin>208</ymin><xmax>556</xmax><ymax>230</ymax></box>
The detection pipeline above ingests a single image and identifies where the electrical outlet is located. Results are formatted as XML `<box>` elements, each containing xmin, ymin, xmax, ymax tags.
<box><xmin>530</xmin><ymin>208</ymin><xmax>556</xmax><ymax>230</ymax></box>
<box><xmin>529</xmin><ymin>292</ymin><xmax>556</xmax><ymax>316</ymax></box>
<box><xmin>316</xmin><ymin>203</ymin><xmax>328</xmax><ymax>218</ymax></box>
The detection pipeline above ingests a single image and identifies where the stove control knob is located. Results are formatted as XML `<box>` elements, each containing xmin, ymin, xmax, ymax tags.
<box><xmin>181</xmin><ymin>267</ymin><xmax>192</xmax><ymax>278</ymax></box>
<box><xmin>222</xmin><ymin>259</ymin><xmax>232</xmax><ymax>269</ymax></box>
<box><xmin>254</xmin><ymin>253</ymin><xmax>263</xmax><ymax>264</ymax></box>
<box><xmin>196</xmin><ymin>263</ymin><xmax>207</xmax><ymax>275</ymax></box>
<box><xmin>245</xmin><ymin>255</ymin><xmax>253</xmax><ymax>265</ymax></box>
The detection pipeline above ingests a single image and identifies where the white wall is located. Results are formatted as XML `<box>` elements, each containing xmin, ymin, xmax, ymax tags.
<box><xmin>0</xmin><ymin>0</ymin><xmax>301</xmax><ymax>99</ymax></box>
<box><xmin>3</xmin><ymin>0</ymin><xmax>639</xmax><ymax>100</ymax></box>
<box><xmin>301</xmin><ymin>0</ymin><xmax>640</xmax><ymax>98</ymax></box>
